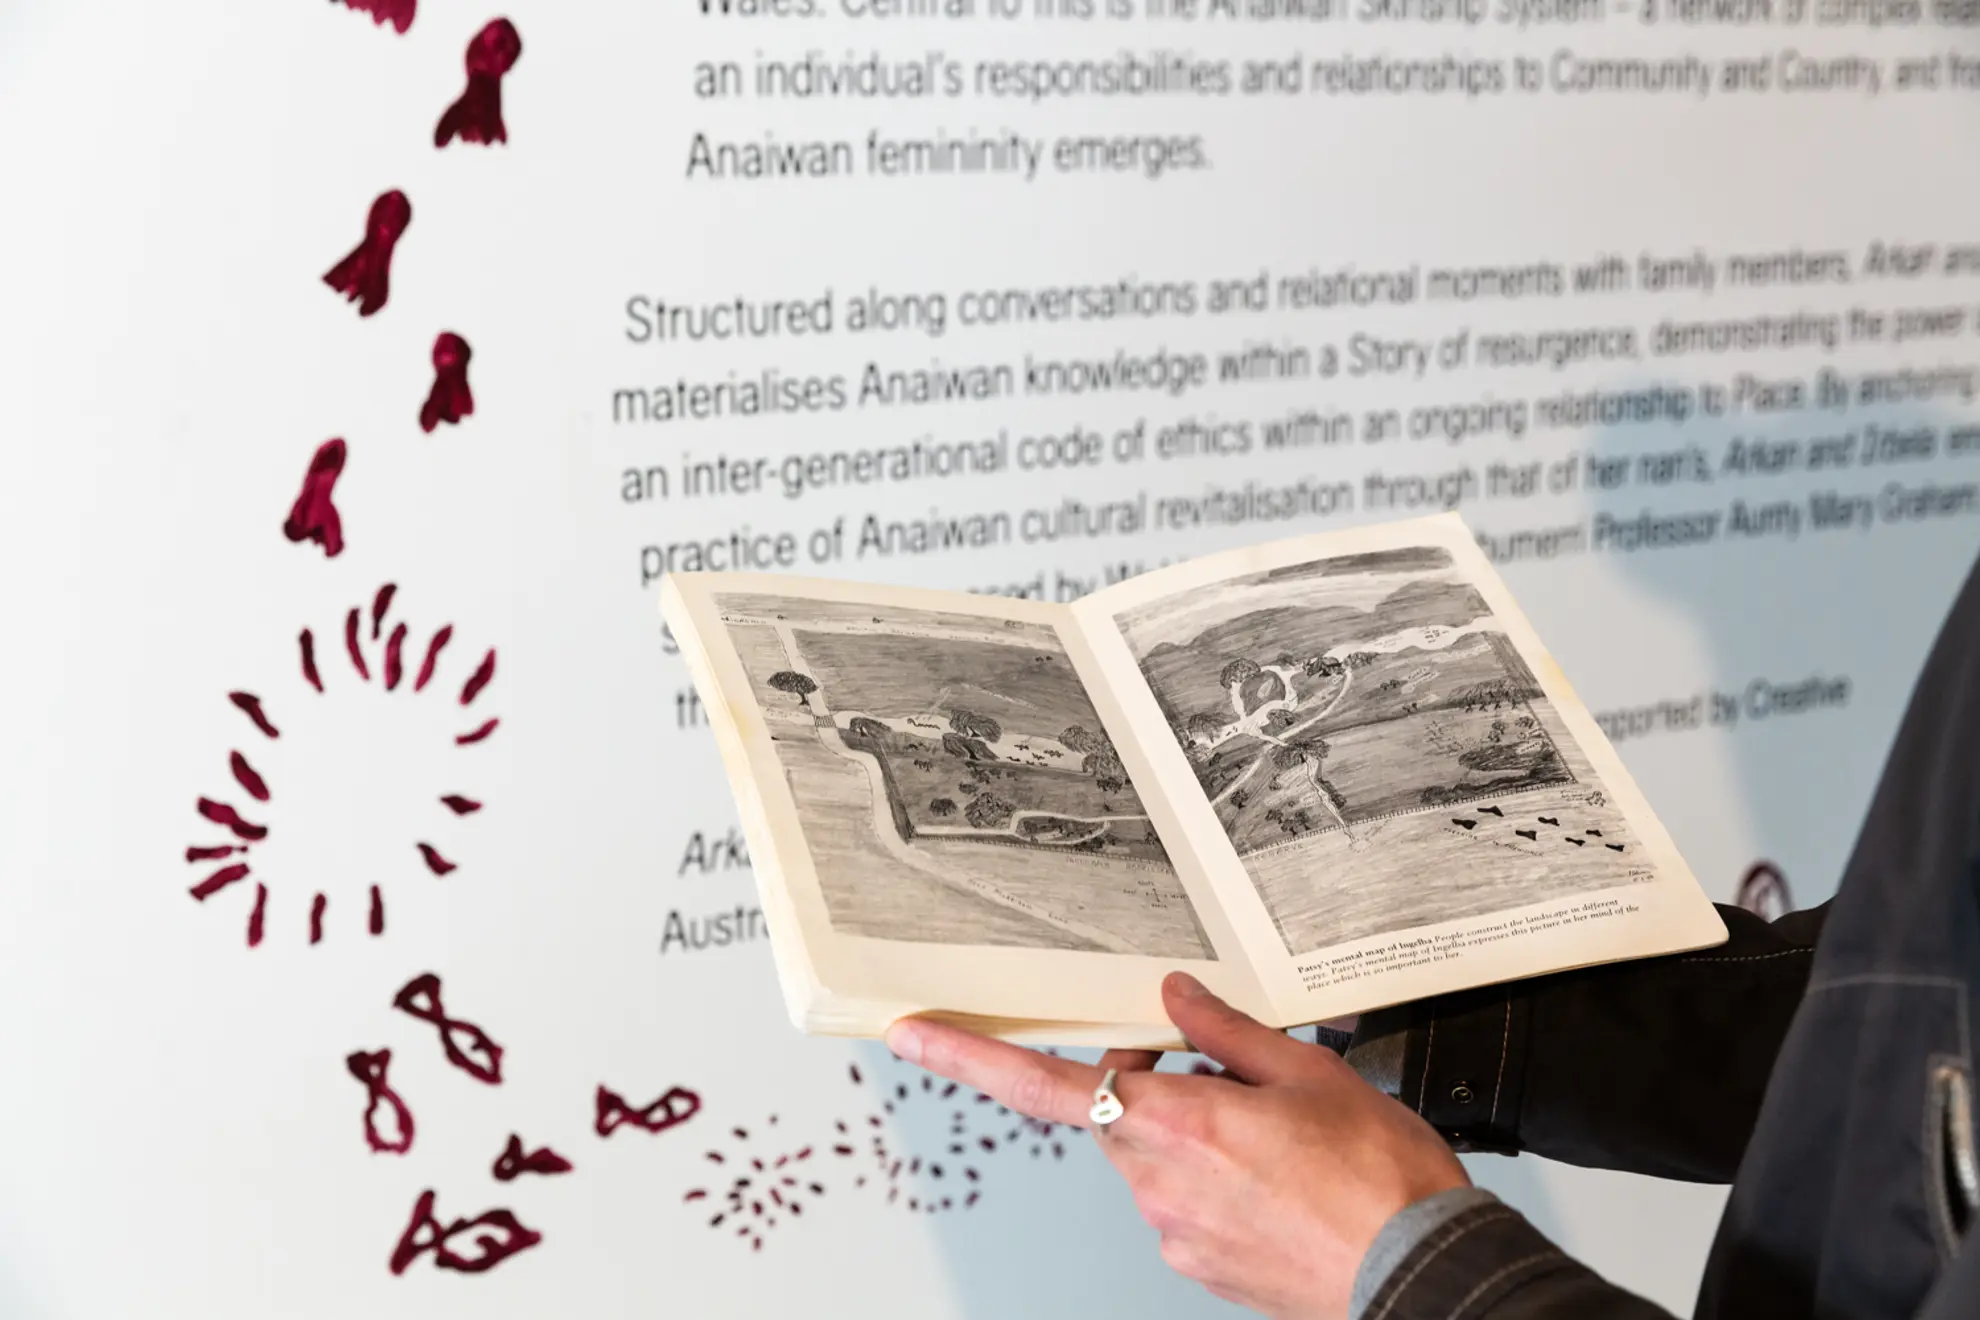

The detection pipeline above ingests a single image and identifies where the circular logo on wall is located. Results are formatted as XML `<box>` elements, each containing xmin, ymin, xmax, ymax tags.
<box><xmin>1736</xmin><ymin>861</ymin><xmax>1794</xmax><ymax>922</ymax></box>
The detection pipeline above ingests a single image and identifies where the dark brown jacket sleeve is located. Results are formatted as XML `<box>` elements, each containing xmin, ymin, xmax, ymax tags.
<box><xmin>1351</xmin><ymin>899</ymin><xmax>1827</xmax><ymax>1182</ymax></box>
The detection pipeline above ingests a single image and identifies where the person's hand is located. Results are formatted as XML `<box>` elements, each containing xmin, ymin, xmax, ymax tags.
<box><xmin>884</xmin><ymin>973</ymin><xmax>1466</xmax><ymax>1320</ymax></box>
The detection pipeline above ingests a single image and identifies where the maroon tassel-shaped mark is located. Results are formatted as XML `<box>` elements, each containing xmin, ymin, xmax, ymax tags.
<box><xmin>284</xmin><ymin>439</ymin><xmax>348</xmax><ymax>556</ymax></box>
<box><xmin>420</xmin><ymin>333</ymin><xmax>474</xmax><ymax>432</ymax></box>
<box><xmin>435</xmin><ymin>20</ymin><xmax>522</xmax><ymax>147</ymax></box>
<box><xmin>324</xmin><ymin>191</ymin><xmax>411</xmax><ymax>317</ymax></box>
<box><xmin>334</xmin><ymin>0</ymin><xmax>415</xmax><ymax>34</ymax></box>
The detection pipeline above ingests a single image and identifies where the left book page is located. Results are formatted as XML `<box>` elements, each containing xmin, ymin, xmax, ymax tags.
<box><xmin>660</xmin><ymin>571</ymin><xmax>1269</xmax><ymax>1048</ymax></box>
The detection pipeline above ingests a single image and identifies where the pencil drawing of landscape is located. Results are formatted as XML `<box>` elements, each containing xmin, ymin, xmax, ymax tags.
<box><xmin>715</xmin><ymin>593</ymin><xmax>1214</xmax><ymax>959</ymax></box>
<box><xmin>1114</xmin><ymin>547</ymin><xmax>1652</xmax><ymax>953</ymax></box>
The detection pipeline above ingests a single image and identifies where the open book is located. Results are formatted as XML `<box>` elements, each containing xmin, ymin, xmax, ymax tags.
<box><xmin>660</xmin><ymin>513</ymin><xmax>1727</xmax><ymax>1049</ymax></box>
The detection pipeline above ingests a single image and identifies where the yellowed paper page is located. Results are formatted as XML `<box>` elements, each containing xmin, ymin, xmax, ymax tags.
<box><xmin>661</xmin><ymin>571</ymin><xmax>1268</xmax><ymax>1043</ymax></box>
<box><xmin>1074</xmin><ymin>513</ymin><xmax>1727</xmax><ymax>1026</ymax></box>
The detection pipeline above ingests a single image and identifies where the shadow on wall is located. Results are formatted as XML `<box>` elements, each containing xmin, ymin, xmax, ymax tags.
<box><xmin>1571</xmin><ymin>381</ymin><xmax>1980</xmax><ymax>913</ymax></box>
<box><xmin>1465</xmin><ymin>379</ymin><xmax>1980</xmax><ymax>1297</ymax></box>
<box><xmin>846</xmin><ymin>1037</ymin><xmax>1252</xmax><ymax>1319</ymax></box>
<box><xmin>884</xmin><ymin>377</ymin><xmax>1980</xmax><ymax>1318</ymax></box>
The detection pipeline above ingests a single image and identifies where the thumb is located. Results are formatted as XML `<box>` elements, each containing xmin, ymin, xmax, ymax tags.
<box><xmin>1163</xmin><ymin>972</ymin><xmax>1329</xmax><ymax>1086</ymax></box>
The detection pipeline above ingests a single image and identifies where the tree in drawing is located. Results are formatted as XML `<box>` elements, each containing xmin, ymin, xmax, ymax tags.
<box><xmin>1268</xmin><ymin>738</ymin><xmax>1344</xmax><ymax>814</ymax></box>
<box><xmin>941</xmin><ymin>732</ymin><xmax>986</xmax><ymax>762</ymax></box>
<box><xmin>964</xmin><ymin>794</ymin><xmax>1014</xmax><ymax>830</ymax></box>
<box><xmin>1218</xmin><ymin>658</ymin><xmax>1260</xmax><ymax>690</ymax></box>
<box><xmin>948</xmin><ymin>708</ymin><xmax>1001</xmax><ymax>743</ymax></box>
<box><xmin>1085</xmin><ymin>751</ymin><xmax>1126</xmax><ymax>795</ymax></box>
<box><xmin>768</xmin><ymin>671</ymin><xmax>817</xmax><ymax>710</ymax></box>
<box><xmin>929</xmin><ymin>797</ymin><xmax>956</xmax><ymax>818</ymax></box>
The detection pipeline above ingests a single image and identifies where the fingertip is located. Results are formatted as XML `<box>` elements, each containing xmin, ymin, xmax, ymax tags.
<box><xmin>884</xmin><ymin>1018</ymin><xmax>926</xmax><ymax>1066</ymax></box>
<box><xmin>1163</xmin><ymin>970</ymin><xmax>1212</xmax><ymax>1001</ymax></box>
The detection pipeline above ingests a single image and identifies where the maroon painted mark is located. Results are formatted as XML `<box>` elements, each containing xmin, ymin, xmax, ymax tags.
<box><xmin>435</xmin><ymin>21</ymin><xmax>522</xmax><ymax>148</ymax></box>
<box><xmin>372</xmin><ymin>584</ymin><xmax>397</xmax><ymax>640</ymax></box>
<box><xmin>415</xmin><ymin>626</ymin><xmax>453</xmax><ymax>692</ymax></box>
<box><xmin>393</xmin><ymin>973</ymin><xmax>503</xmax><ymax>1084</ymax></box>
<box><xmin>492</xmin><ymin>1135</ymin><xmax>572</xmax><ymax>1181</ymax></box>
<box><xmin>686</xmin><ymin>1116</ymin><xmax>844</xmax><ymax>1249</ymax></box>
<box><xmin>420</xmin><ymin>334</ymin><xmax>475</xmax><ymax>433</ymax></box>
<box><xmin>840</xmin><ymin>1055</ymin><xmax>1014</xmax><ymax>1212</ymax></box>
<box><xmin>460</xmin><ymin>651</ymin><xmax>496</xmax><ymax>706</ymax></box>
<box><xmin>389</xmin><ymin>1190</ymin><xmax>541</xmax><ymax>1277</ymax></box>
<box><xmin>334</xmin><ymin>0</ymin><xmax>416</xmax><ymax>35</ymax></box>
<box><xmin>385</xmin><ymin>624</ymin><xmax>409</xmax><ymax>690</ymax></box>
<box><xmin>324</xmin><ymin>191</ymin><xmax>411</xmax><ymax>318</ymax></box>
<box><xmin>283</xmin><ymin>440</ymin><xmax>347</xmax><ymax>558</ymax></box>
<box><xmin>188</xmin><ymin>587</ymin><xmax>498</xmax><ymax>953</ymax></box>
<box><xmin>595</xmin><ymin>1085</ymin><xmax>701</xmax><ymax>1137</ymax></box>
<box><xmin>190</xmin><ymin>862</ymin><xmax>252</xmax><ymax>901</ymax></box>
<box><xmin>300</xmin><ymin>629</ymin><xmax>324</xmax><ymax>692</ymax></box>
<box><xmin>230</xmin><ymin>752</ymin><xmax>270</xmax><ymax>803</ymax></box>
<box><xmin>345</xmin><ymin>609</ymin><xmax>371</xmax><ymax>681</ymax></box>
<box><xmin>347</xmin><ymin>1049</ymin><xmax>415</xmax><ymax>1154</ymax></box>
<box><xmin>198</xmin><ymin>797</ymin><xmax>268</xmax><ymax>842</ymax></box>
<box><xmin>230</xmin><ymin>692</ymin><xmax>281</xmax><ymax>739</ymax></box>
<box><xmin>247</xmin><ymin>884</ymin><xmax>268</xmax><ymax>947</ymax></box>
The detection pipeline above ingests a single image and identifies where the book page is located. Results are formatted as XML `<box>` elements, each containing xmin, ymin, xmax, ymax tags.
<box><xmin>661</xmin><ymin>571</ymin><xmax>1268</xmax><ymax>1041</ymax></box>
<box><xmin>1074</xmin><ymin>513</ymin><xmax>1726</xmax><ymax>1025</ymax></box>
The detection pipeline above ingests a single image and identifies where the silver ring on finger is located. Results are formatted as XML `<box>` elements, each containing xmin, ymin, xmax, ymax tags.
<box><xmin>1090</xmin><ymin>1068</ymin><xmax>1125</xmax><ymax>1130</ymax></box>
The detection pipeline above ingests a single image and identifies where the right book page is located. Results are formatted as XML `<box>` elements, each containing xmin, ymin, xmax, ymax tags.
<box><xmin>1072</xmin><ymin>512</ymin><xmax>1728</xmax><ymax>1028</ymax></box>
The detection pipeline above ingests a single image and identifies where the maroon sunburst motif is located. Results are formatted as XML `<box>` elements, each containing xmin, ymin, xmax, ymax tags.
<box><xmin>182</xmin><ymin>583</ymin><xmax>499</xmax><ymax>947</ymax></box>
<box><xmin>842</xmin><ymin>1060</ymin><xmax>1007</xmax><ymax>1217</ymax></box>
<box><xmin>684</xmin><ymin>1115</ymin><xmax>849</xmax><ymax>1252</ymax></box>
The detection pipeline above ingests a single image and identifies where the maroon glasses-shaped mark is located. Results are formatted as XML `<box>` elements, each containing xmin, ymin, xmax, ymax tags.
<box><xmin>284</xmin><ymin>439</ymin><xmax>348</xmax><ymax>557</ymax></box>
<box><xmin>334</xmin><ymin>0</ymin><xmax>416</xmax><ymax>34</ymax></box>
<box><xmin>420</xmin><ymin>334</ymin><xmax>474</xmax><ymax>433</ymax></box>
<box><xmin>393</xmin><ymin>973</ymin><xmax>504</xmax><ymax>1085</ymax></box>
<box><xmin>346</xmin><ymin>1049</ymin><xmax>416</xmax><ymax>1155</ymax></box>
<box><xmin>324</xmin><ymin>190</ymin><xmax>411</xmax><ymax>317</ymax></box>
<box><xmin>435</xmin><ymin>20</ymin><xmax>522</xmax><ymax>147</ymax></box>
<box><xmin>389</xmin><ymin>1190</ymin><xmax>541</xmax><ymax>1276</ymax></box>
<box><xmin>596</xmin><ymin>1084</ymin><xmax>702</xmax><ymax>1137</ymax></box>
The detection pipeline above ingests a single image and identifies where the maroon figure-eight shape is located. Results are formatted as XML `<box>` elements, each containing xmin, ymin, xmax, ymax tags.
<box><xmin>346</xmin><ymin>1049</ymin><xmax>416</xmax><ymax>1155</ymax></box>
<box><xmin>393</xmin><ymin>973</ymin><xmax>505</xmax><ymax>1084</ymax></box>
<box><xmin>595</xmin><ymin>1084</ymin><xmax>702</xmax><ymax>1137</ymax></box>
